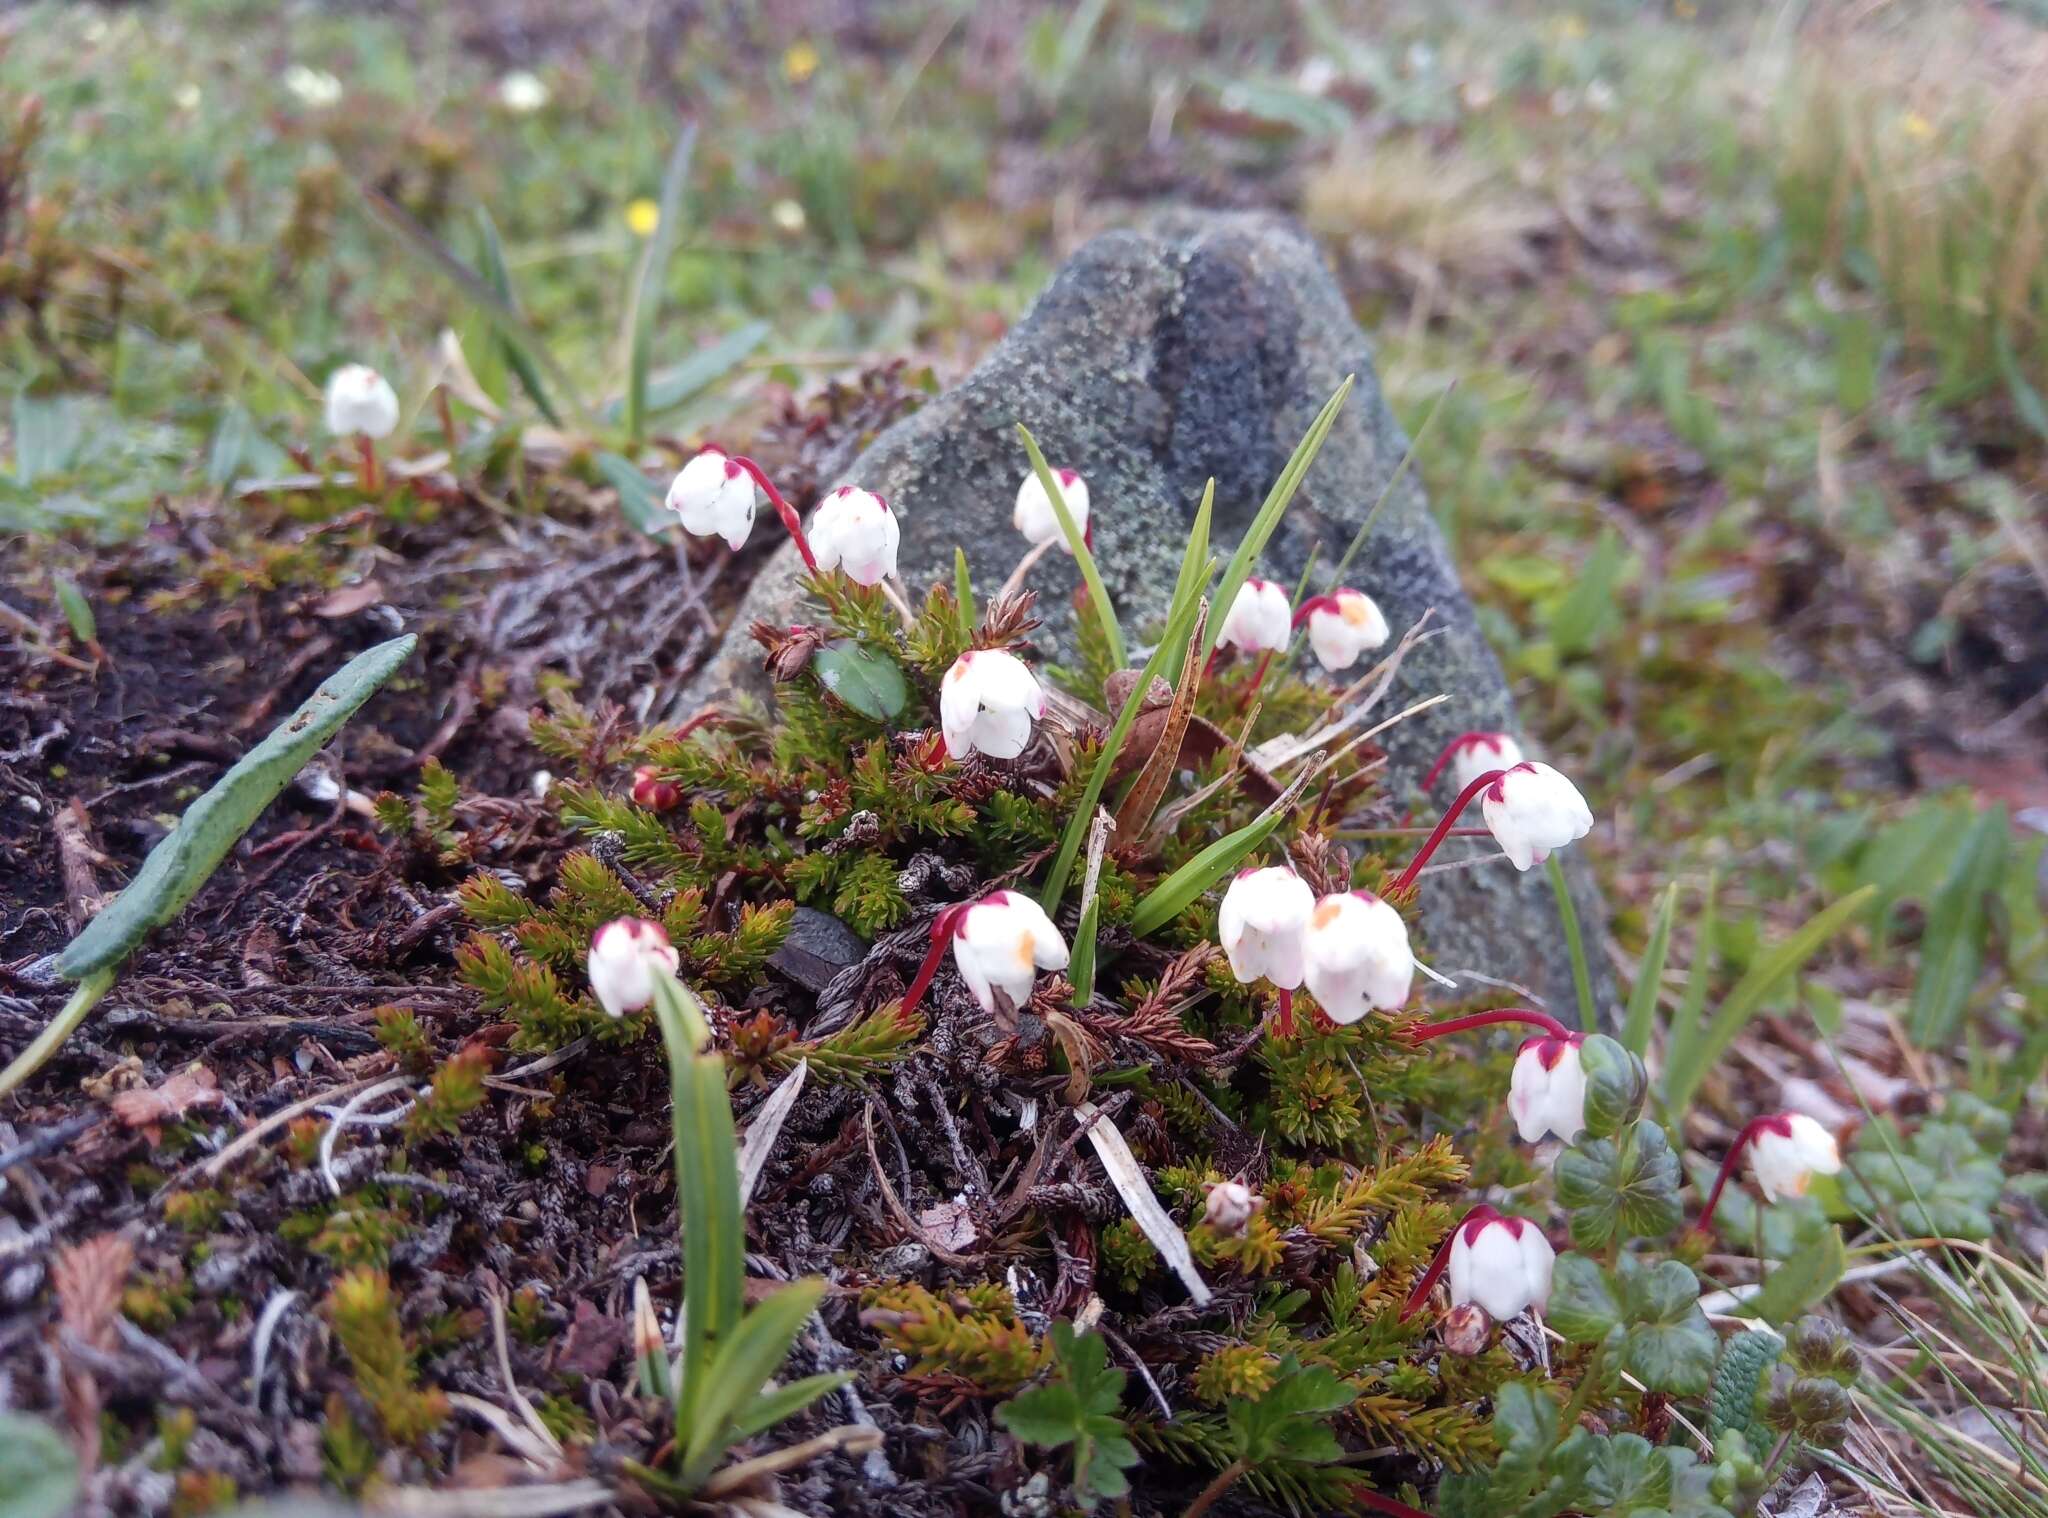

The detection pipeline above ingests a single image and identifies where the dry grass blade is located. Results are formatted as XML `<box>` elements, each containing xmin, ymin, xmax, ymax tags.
<box><xmin>1114</xmin><ymin>601</ymin><xmax>1208</xmax><ymax>836</ymax></box>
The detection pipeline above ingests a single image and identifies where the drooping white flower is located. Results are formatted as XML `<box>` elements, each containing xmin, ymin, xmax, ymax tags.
<box><xmin>1509</xmin><ymin>1035</ymin><xmax>1588</xmax><ymax>1144</ymax></box>
<box><xmin>1301</xmin><ymin>890</ymin><xmax>1414</xmax><ymax>1023</ymax></box>
<box><xmin>665</xmin><ymin>447</ymin><xmax>757</xmax><ymax>551</ymax></box>
<box><xmin>1216</xmin><ymin>578</ymin><xmax>1292</xmax><ymax>655</ymax></box>
<box><xmin>586</xmin><ymin>917</ymin><xmax>680</xmax><ymax>1019</ymax></box>
<box><xmin>939</xmin><ymin>648</ymin><xmax>1046</xmax><ymax>761</ymax></box>
<box><xmin>1217</xmin><ymin>866</ymin><xmax>1314</xmax><ymax>990</ymax></box>
<box><xmin>1479</xmin><ymin>761</ymin><xmax>1594</xmax><ymax>871</ymax></box>
<box><xmin>1300</xmin><ymin>588</ymin><xmax>1390</xmax><ymax>672</ymax></box>
<box><xmin>1202</xmin><ymin>1180</ymin><xmax>1261</xmax><ymax>1236</ymax></box>
<box><xmin>950</xmin><ymin>890</ymin><xmax>1069</xmax><ymax>1015</ymax></box>
<box><xmin>497</xmin><ymin>70</ymin><xmax>550</xmax><ymax>113</ymax></box>
<box><xmin>807</xmin><ymin>486</ymin><xmax>900</xmax><ymax>586</ymax></box>
<box><xmin>1748</xmin><ymin>1113</ymin><xmax>1843</xmax><ymax>1203</ymax></box>
<box><xmin>1438</xmin><ymin>731</ymin><xmax>1527</xmax><ymax>794</ymax></box>
<box><xmin>323</xmin><ymin>364</ymin><xmax>399</xmax><ymax>440</ymax></box>
<box><xmin>1013</xmin><ymin>467</ymin><xmax>1091</xmax><ymax>550</ymax></box>
<box><xmin>1447</xmin><ymin>1209</ymin><xmax>1555</xmax><ymax>1321</ymax></box>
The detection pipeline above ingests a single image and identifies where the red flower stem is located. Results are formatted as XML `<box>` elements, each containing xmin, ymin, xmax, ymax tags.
<box><xmin>1688</xmin><ymin>1115</ymin><xmax>1775</xmax><ymax>1238</ymax></box>
<box><xmin>1391</xmin><ymin>768</ymin><xmax>1506</xmax><ymax>893</ymax></box>
<box><xmin>1407</xmin><ymin>1008</ymin><xmax>1572</xmax><ymax>1044</ymax></box>
<box><xmin>1355</xmin><ymin>1492</ymin><xmax>1434</xmax><ymax>1518</ymax></box>
<box><xmin>357</xmin><ymin>435</ymin><xmax>381</xmax><ymax>494</ymax></box>
<box><xmin>899</xmin><ymin>902</ymin><xmax>969</xmax><ymax>1019</ymax></box>
<box><xmin>731</xmin><ymin>455</ymin><xmax>818</xmax><ymax>574</ymax></box>
<box><xmin>1419</xmin><ymin>731</ymin><xmax>1497</xmax><ymax>792</ymax></box>
<box><xmin>1401</xmin><ymin>1204</ymin><xmax>1492</xmax><ymax>1321</ymax></box>
<box><xmin>1272</xmin><ymin>987</ymin><xmax>1295</xmax><ymax>1038</ymax></box>
<box><xmin>1235</xmin><ymin>649</ymin><xmax>1275</xmax><ymax>713</ymax></box>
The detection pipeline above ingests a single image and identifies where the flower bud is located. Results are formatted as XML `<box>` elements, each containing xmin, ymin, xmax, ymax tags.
<box><xmin>1440</xmin><ymin>731</ymin><xmax>1525</xmax><ymax>793</ymax></box>
<box><xmin>1217</xmin><ymin>866</ymin><xmax>1314</xmax><ymax>990</ymax></box>
<box><xmin>665</xmin><ymin>447</ymin><xmax>758</xmax><ymax>551</ymax></box>
<box><xmin>1441</xmin><ymin>1301</ymin><xmax>1492</xmax><ymax>1356</ymax></box>
<box><xmin>1748</xmin><ymin>1112</ymin><xmax>1842</xmax><ymax>1202</ymax></box>
<box><xmin>807</xmin><ymin>485</ymin><xmax>901</xmax><ymax>586</ymax></box>
<box><xmin>323</xmin><ymin>364</ymin><xmax>399</xmax><ymax>440</ymax></box>
<box><xmin>1302</xmin><ymin>890</ymin><xmax>1414</xmax><ymax>1023</ymax></box>
<box><xmin>1300</xmin><ymin>588</ymin><xmax>1389</xmax><ymax>672</ymax></box>
<box><xmin>939</xmin><ymin>648</ymin><xmax>1046</xmax><ymax>761</ymax></box>
<box><xmin>1013</xmin><ymin>467</ymin><xmax>1090</xmax><ymax>550</ymax></box>
<box><xmin>1479</xmin><ymin>761</ymin><xmax>1594</xmax><ymax>871</ymax></box>
<box><xmin>950</xmin><ymin>890</ymin><xmax>1069</xmax><ymax>1015</ymax></box>
<box><xmin>1447</xmin><ymin>1208</ymin><xmax>1554</xmax><ymax>1321</ymax></box>
<box><xmin>1509</xmin><ymin>1033</ymin><xmax>1588</xmax><ymax>1144</ymax></box>
<box><xmin>1216</xmin><ymin>578</ymin><xmax>1292</xmax><ymax>655</ymax></box>
<box><xmin>586</xmin><ymin>917</ymin><xmax>680</xmax><ymax>1018</ymax></box>
<box><xmin>630</xmin><ymin>765</ymin><xmax>680</xmax><ymax>812</ymax></box>
<box><xmin>1202</xmin><ymin>1180</ymin><xmax>1261</xmax><ymax>1236</ymax></box>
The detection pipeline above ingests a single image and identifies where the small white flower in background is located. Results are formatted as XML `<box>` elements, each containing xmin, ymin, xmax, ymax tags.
<box><xmin>770</xmin><ymin>198</ymin><xmax>807</xmax><ymax>234</ymax></box>
<box><xmin>1480</xmin><ymin>761</ymin><xmax>1594</xmax><ymax>871</ymax></box>
<box><xmin>496</xmin><ymin>70</ymin><xmax>550</xmax><ymax>113</ymax></box>
<box><xmin>1013</xmin><ymin>468</ymin><xmax>1091</xmax><ymax>550</ymax></box>
<box><xmin>1509</xmin><ymin>1034</ymin><xmax>1588</xmax><ymax>1144</ymax></box>
<box><xmin>586</xmin><ymin>917</ymin><xmax>679</xmax><ymax>1019</ymax></box>
<box><xmin>1202</xmin><ymin>1179</ymin><xmax>1261</xmax><ymax>1236</ymax></box>
<box><xmin>173</xmin><ymin>82</ymin><xmax>203</xmax><ymax>112</ymax></box>
<box><xmin>807</xmin><ymin>486</ymin><xmax>901</xmax><ymax>586</ymax></box>
<box><xmin>1448</xmin><ymin>1209</ymin><xmax>1555</xmax><ymax>1321</ymax></box>
<box><xmin>323</xmin><ymin>364</ymin><xmax>399</xmax><ymax>440</ymax></box>
<box><xmin>939</xmin><ymin>648</ymin><xmax>1046</xmax><ymax>761</ymax></box>
<box><xmin>1442</xmin><ymin>731</ymin><xmax>1526</xmax><ymax>793</ymax></box>
<box><xmin>1301</xmin><ymin>890</ymin><xmax>1413</xmax><ymax>1023</ymax></box>
<box><xmin>1217</xmin><ymin>866</ymin><xmax>1314</xmax><ymax>990</ymax></box>
<box><xmin>1216</xmin><ymin>578</ymin><xmax>1292</xmax><ymax>655</ymax></box>
<box><xmin>666</xmin><ymin>447</ymin><xmax>757</xmax><ymax>551</ymax></box>
<box><xmin>1748</xmin><ymin>1113</ymin><xmax>1842</xmax><ymax>1202</ymax></box>
<box><xmin>284</xmin><ymin>65</ymin><xmax>343</xmax><ymax>108</ymax></box>
<box><xmin>950</xmin><ymin>890</ymin><xmax>1069</xmax><ymax>1015</ymax></box>
<box><xmin>1301</xmin><ymin>587</ymin><xmax>1390</xmax><ymax>672</ymax></box>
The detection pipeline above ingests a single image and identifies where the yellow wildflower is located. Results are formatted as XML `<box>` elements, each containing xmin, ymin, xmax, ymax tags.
<box><xmin>784</xmin><ymin>41</ymin><xmax>819</xmax><ymax>84</ymax></box>
<box><xmin>625</xmin><ymin>198</ymin><xmax>660</xmax><ymax>238</ymax></box>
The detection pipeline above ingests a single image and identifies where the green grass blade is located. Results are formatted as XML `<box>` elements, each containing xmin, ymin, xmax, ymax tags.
<box><xmin>647</xmin><ymin>972</ymin><xmax>743</xmax><ymax>1443</ymax></box>
<box><xmin>357</xmin><ymin>183</ymin><xmax>591</xmax><ymax>431</ymax></box>
<box><xmin>1068</xmin><ymin>895</ymin><xmax>1103</xmax><ymax>1004</ymax></box>
<box><xmin>1906</xmin><ymin>804</ymin><xmax>2006</xmax><ymax>1046</ymax></box>
<box><xmin>1038</xmin><ymin>486</ymin><xmax>1215</xmax><ymax>914</ymax></box>
<box><xmin>954</xmin><ymin>547</ymin><xmax>975</xmax><ymax>640</ymax></box>
<box><xmin>727</xmin><ymin>1372</ymin><xmax>852</xmax><ymax>1442</ymax></box>
<box><xmin>1659</xmin><ymin>869</ymin><xmax>1719</xmax><ymax>1106</ymax></box>
<box><xmin>1547</xmin><ymin>854</ymin><xmax>1599</xmax><ymax>1030</ymax></box>
<box><xmin>56</xmin><ymin>635</ymin><xmax>417</xmax><ymax>983</ymax></box>
<box><xmin>594</xmin><ymin>450</ymin><xmax>676</xmax><ymax>537</ymax></box>
<box><xmin>1016</xmin><ymin>424</ymin><xmax>1124</xmax><ymax>670</ymax></box>
<box><xmin>602</xmin><ymin>320</ymin><xmax>769</xmax><ymax>425</ymax></box>
<box><xmin>0</xmin><ymin>970</ymin><xmax>112</xmax><ymax>1101</ymax></box>
<box><xmin>620</xmin><ymin>123</ymin><xmax>699</xmax><ymax>446</ymax></box>
<box><xmin>1201</xmin><ymin>375</ymin><xmax>1353</xmax><ymax>663</ymax></box>
<box><xmin>1621</xmin><ymin>881</ymin><xmax>1679</xmax><ymax>1058</ymax></box>
<box><xmin>1127</xmin><ymin>767</ymin><xmax>1313</xmax><ymax>938</ymax></box>
<box><xmin>474</xmin><ymin>207</ymin><xmax>563</xmax><ymax>426</ymax></box>
<box><xmin>1323</xmin><ymin>380</ymin><xmax>1452</xmax><ymax>590</ymax></box>
<box><xmin>681</xmin><ymin>1277</ymin><xmax>827</xmax><ymax>1481</ymax></box>
<box><xmin>1664</xmin><ymin>886</ymin><xmax>1876</xmax><ymax>1118</ymax></box>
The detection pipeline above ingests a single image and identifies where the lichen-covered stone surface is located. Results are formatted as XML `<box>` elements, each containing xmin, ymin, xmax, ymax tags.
<box><xmin>695</xmin><ymin>209</ymin><xmax>1612</xmax><ymax>1020</ymax></box>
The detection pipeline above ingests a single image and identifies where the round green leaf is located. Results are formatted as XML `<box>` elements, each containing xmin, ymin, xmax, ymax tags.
<box><xmin>0</xmin><ymin>1414</ymin><xmax>80</xmax><ymax>1518</ymax></box>
<box><xmin>810</xmin><ymin>640</ymin><xmax>907</xmax><ymax>721</ymax></box>
<box><xmin>1578</xmin><ymin>1034</ymin><xmax>1648</xmax><ymax>1140</ymax></box>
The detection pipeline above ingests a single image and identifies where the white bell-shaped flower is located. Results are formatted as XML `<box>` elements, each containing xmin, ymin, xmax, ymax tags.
<box><xmin>1216</xmin><ymin>578</ymin><xmax>1292</xmax><ymax>654</ymax></box>
<box><xmin>1480</xmin><ymin>761</ymin><xmax>1594</xmax><ymax>871</ymax></box>
<box><xmin>1447</xmin><ymin>1209</ymin><xmax>1555</xmax><ymax>1321</ymax></box>
<box><xmin>324</xmin><ymin>364</ymin><xmax>400</xmax><ymax>440</ymax></box>
<box><xmin>1301</xmin><ymin>588</ymin><xmax>1390</xmax><ymax>672</ymax></box>
<box><xmin>939</xmin><ymin>648</ymin><xmax>1046</xmax><ymax>761</ymax></box>
<box><xmin>1442</xmin><ymin>731</ymin><xmax>1526</xmax><ymax>793</ymax></box>
<box><xmin>1202</xmin><ymin>1180</ymin><xmax>1260</xmax><ymax>1236</ymax></box>
<box><xmin>1013</xmin><ymin>467</ymin><xmax>1091</xmax><ymax>550</ymax></box>
<box><xmin>1302</xmin><ymin>890</ymin><xmax>1414</xmax><ymax>1023</ymax></box>
<box><xmin>586</xmin><ymin>917</ymin><xmax>680</xmax><ymax>1019</ymax></box>
<box><xmin>1217</xmin><ymin>866</ymin><xmax>1314</xmax><ymax>990</ymax></box>
<box><xmin>1508</xmin><ymin>1035</ymin><xmax>1588</xmax><ymax>1144</ymax></box>
<box><xmin>665</xmin><ymin>447</ymin><xmax>758</xmax><ymax>551</ymax></box>
<box><xmin>951</xmin><ymin>890</ymin><xmax>1069</xmax><ymax>1014</ymax></box>
<box><xmin>1748</xmin><ymin>1113</ymin><xmax>1843</xmax><ymax>1202</ymax></box>
<box><xmin>807</xmin><ymin>486</ymin><xmax>900</xmax><ymax>586</ymax></box>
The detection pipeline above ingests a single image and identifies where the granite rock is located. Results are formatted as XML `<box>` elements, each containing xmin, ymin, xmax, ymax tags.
<box><xmin>691</xmin><ymin>209</ymin><xmax>1613</xmax><ymax>1022</ymax></box>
